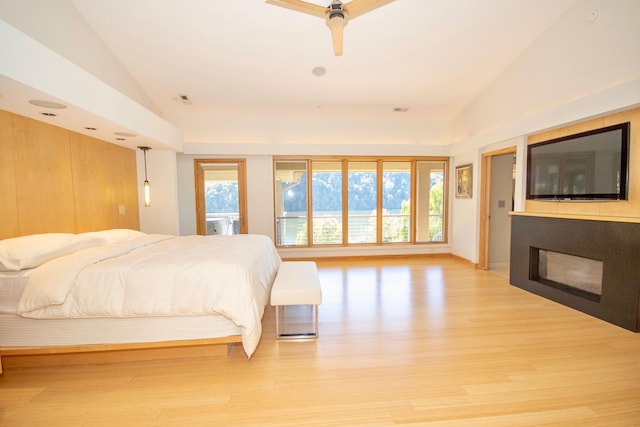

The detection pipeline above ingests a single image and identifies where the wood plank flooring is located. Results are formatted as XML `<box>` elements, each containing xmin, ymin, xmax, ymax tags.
<box><xmin>1</xmin><ymin>256</ymin><xmax>639</xmax><ymax>426</ymax></box>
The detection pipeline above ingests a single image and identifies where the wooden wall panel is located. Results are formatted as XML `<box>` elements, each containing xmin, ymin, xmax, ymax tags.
<box><xmin>527</xmin><ymin>117</ymin><xmax>604</xmax><ymax>145</ymax></box>
<box><xmin>12</xmin><ymin>114</ymin><xmax>76</xmax><ymax>235</ymax></box>
<box><xmin>70</xmin><ymin>133</ymin><xmax>139</xmax><ymax>232</ymax></box>
<box><xmin>525</xmin><ymin>107</ymin><xmax>640</xmax><ymax>219</ymax></box>
<box><xmin>0</xmin><ymin>110</ymin><xmax>20</xmax><ymax>239</ymax></box>
<box><xmin>71</xmin><ymin>133</ymin><xmax>114</xmax><ymax>232</ymax></box>
<box><xmin>601</xmin><ymin>108</ymin><xmax>640</xmax><ymax>218</ymax></box>
<box><xmin>108</xmin><ymin>143</ymin><xmax>140</xmax><ymax>230</ymax></box>
<box><xmin>1</xmin><ymin>110</ymin><xmax>140</xmax><ymax>238</ymax></box>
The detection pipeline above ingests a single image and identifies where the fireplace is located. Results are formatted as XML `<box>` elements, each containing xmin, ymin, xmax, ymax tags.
<box><xmin>530</xmin><ymin>248</ymin><xmax>603</xmax><ymax>302</ymax></box>
<box><xmin>510</xmin><ymin>214</ymin><xmax>640</xmax><ymax>332</ymax></box>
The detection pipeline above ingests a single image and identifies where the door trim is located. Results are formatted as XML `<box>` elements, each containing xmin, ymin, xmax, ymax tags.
<box><xmin>478</xmin><ymin>147</ymin><xmax>516</xmax><ymax>270</ymax></box>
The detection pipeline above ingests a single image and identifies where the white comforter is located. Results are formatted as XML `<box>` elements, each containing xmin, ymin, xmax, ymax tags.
<box><xmin>17</xmin><ymin>234</ymin><xmax>281</xmax><ymax>357</ymax></box>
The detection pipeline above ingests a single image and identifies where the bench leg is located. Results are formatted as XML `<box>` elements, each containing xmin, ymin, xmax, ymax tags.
<box><xmin>275</xmin><ymin>304</ymin><xmax>318</xmax><ymax>340</ymax></box>
<box><xmin>315</xmin><ymin>304</ymin><xmax>319</xmax><ymax>338</ymax></box>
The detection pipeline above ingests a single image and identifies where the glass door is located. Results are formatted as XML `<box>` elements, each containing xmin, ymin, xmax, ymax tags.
<box><xmin>194</xmin><ymin>159</ymin><xmax>247</xmax><ymax>235</ymax></box>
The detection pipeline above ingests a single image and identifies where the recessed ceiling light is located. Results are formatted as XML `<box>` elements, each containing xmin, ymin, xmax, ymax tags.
<box><xmin>312</xmin><ymin>66</ymin><xmax>327</xmax><ymax>77</ymax></box>
<box><xmin>114</xmin><ymin>131</ymin><xmax>137</xmax><ymax>137</ymax></box>
<box><xmin>29</xmin><ymin>100</ymin><xmax>67</xmax><ymax>109</ymax></box>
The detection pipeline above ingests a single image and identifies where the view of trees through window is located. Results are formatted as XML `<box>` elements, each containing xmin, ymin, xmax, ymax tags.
<box><xmin>205</xmin><ymin>182</ymin><xmax>238</xmax><ymax>213</ymax></box>
<box><xmin>275</xmin><ymin>158</ymin><xmax>447</xmax><ymax>246</ymax></box>
<box><xmin>200</xmin><ymin>161</ymin><xmax>243</xmax><ymax>236</ymax></box>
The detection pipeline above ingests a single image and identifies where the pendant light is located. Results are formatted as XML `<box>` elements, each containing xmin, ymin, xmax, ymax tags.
<box><xmin>138</xmin><ymin>146</ymin><xmax>151</xmax><ymax>207</ymax></box>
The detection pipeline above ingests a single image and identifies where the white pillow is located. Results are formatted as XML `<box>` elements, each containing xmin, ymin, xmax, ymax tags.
<box><xmin>83</xmin><ymin>229</ymin><xmax>146</xmax><ymax>244</ymax></box>
<box><xmin>0</xmin><ymin>233</ymin><xmax>107</xmax><ymax>272</ymax></box>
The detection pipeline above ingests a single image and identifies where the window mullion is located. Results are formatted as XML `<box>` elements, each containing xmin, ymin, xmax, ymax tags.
<box><xmin>307</xmin><ymin>159</ymin><xmax>313</xmax><ymax>246</ymax></box>
<box><xmin>410</xmin><ymin>161</ymin><xmax>417</xmax><ymax>243</ymax></box>
<box><xmin>376</xmin><ymin>159</ymin><xmax>383</xmax><ymax>245</ymax></box>
<box><xmin>342</xmin><ymin>159</ymin><xmax>348</xmax><ymax>246</ymax></box>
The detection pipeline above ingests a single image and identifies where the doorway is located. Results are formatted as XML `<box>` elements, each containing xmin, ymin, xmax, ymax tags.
<box><xmin>194</xmin><ymin>159</ymin><xmax>248</xmax><ymax>236</ymax></box>
<box><xmin>479</xmin><ymin>148</ymin><xmax>516</xmax><ymax>274</ymax></box>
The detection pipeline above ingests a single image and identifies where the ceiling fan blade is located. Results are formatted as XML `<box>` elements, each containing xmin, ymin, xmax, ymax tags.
<box><xmin>326</xmin><ymin>17</ymin><xmax>345</xmax><ymax>56</ymax></box>
<box><xmin>265</xmin><ymin>0</ymin><xmax>327</xmax><ymax>19</ymax></box>
<box><xmin>343</xmin><ymin>0</ymin><xmax>395</xmax><ymax>19</ymax></box>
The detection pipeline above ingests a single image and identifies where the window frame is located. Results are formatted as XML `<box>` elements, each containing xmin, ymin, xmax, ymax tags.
<box><xmin>273</xmin><ymin>156</ymin><xmax>449</xmax><ymax>248</ymax></box>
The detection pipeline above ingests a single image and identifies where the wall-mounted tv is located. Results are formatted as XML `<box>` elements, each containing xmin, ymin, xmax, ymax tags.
<box><xmin>526</xmin><ymin>122</ymin><xmax>630</xmax><ymax>201</ymax></box>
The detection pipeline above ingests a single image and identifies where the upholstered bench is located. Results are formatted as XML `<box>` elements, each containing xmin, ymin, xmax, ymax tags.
<box><xmin>270</xmin><ymin>261</ymin><xmax>322</xmax><ymax>340</ymax></box>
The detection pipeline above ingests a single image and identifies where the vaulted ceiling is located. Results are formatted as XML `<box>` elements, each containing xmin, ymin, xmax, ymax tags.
<box><xmin>75</xmin><ymin>1</ymin><xmax>577</xmax><ymax>143</ymax></box>
<box><xmin>1</xmin><ymin>0</ymin><xmax>577</xmax><ymax>149</ymax></box>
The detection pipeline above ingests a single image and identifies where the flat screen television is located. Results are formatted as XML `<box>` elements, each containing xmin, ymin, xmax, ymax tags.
<box><xmin>526</xmin><ymin>122</ymin><xmax>630</xmax><ymax>201</ymax></box>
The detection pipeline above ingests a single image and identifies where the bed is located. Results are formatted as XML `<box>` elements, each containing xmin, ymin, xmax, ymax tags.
<box><xmin>0</xmin><ymin>230</ymin><xmax>281</xmax><ymax>370</ymax></box>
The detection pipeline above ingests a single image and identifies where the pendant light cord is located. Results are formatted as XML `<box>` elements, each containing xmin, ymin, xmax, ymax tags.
<box><xmin>143</xmin><ymin>148</ymin><xmax>148</xmax><ymax>181</ymax></box>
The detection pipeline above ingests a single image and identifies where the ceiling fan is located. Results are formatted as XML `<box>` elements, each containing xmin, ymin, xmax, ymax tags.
<box><xmin>266</xmin><ymin>0</ymin><xmax>396</xmax><ymax>56</ymax></box>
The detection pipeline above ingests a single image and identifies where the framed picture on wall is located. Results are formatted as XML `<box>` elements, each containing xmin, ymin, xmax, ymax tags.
<box><xmin>455</xmin><ymin>164</ymin><xmax>472</xmax><ymax>198</ymax></box>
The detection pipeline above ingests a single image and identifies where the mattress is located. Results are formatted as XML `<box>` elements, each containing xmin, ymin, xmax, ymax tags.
<box><xmin>0</xmin><ymin>268</ymin><xmax>243</xmax><ymax>347</ymax></box>
<box><xmin>0</xmin><ymin>313</ymin><xmax>241</xmax><ymax>347</ymax></box>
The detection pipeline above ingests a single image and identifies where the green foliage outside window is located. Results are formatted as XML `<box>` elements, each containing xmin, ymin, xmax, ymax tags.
<box><xmin>429</xmin><ymin>177</ymin><xmax>444</xmax><ymax>241</ymax></box>
<box><xmin>276</xmin><ymin>159</ymin><xmax>447</xmax><ymax>246</ymax></box>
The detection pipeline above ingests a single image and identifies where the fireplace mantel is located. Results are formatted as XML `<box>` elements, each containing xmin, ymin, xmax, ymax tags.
<box><xmin>510</xmin><ymin>211</ymin><xmax>640</xmax><ymax>223</ymax></box>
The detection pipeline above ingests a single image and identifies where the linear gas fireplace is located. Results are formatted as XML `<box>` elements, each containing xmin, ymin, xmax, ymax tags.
<box><xmin>511</xmin><ymin>214</ymin><xmax>640</xmax><ymax>332</ymax></box>
<box><xmin>530</xmin><ymin>248</ymin><xmax>603</xmax><ymax>302</ymax></box>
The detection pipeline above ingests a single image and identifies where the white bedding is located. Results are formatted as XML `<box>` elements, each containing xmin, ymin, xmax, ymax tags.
<box><xmin>17</xmin><ymin>234</ymin><xmax>281</xmax><ymax>357</ymax></box>
<box><xmin>0</xmin><ymin>269</ymin><xmax>31</xmax><ymax>313</ymax></box>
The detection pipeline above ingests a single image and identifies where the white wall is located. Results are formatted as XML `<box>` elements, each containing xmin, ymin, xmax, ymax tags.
<box><xmin>449</xmin><ymin>151</ymin><xmax>479</xmax><ymax>263</ymax></box>
<box><xmin>454</xmin><ymin>0</ymin><xmax>640</xmax><ymax>143</ymax></box>
<box><xmin>171</xmin><ymin>114</ymin><xmax>454</xmax><ymax>148</ymax></box>
<box><xmin>448</xmin><ymin>0</ymin><xmax>640</xmax><ymax>264</ymax></box>
<box><xmin>175</xmin><ymin>155</ymin><xmax>198</xmax><ymax>236</ymax></box>
<box><xmin>176</xmin><ymin>154</ymin><xmax>276</xmax><ymax>239</ymax></box>
<box><xmin>183</xmin><ymin>141</ymin><xmax>451</xmax><ymax>158</ymax></box>
<box><xmin>245</xmin><ymin>157</ymin><xmax>276</xmax><ymax>238</ymax></box>
<box><xmin>138</xmin><ymin>150</ymin><xmax>180</xmax><ymax>235</ymax></box>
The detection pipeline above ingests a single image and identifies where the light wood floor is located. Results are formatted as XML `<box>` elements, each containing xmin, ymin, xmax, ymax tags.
<box><xmin>1</xmin><ymin>256</ymin><xmax>639</xmax><ymax>426</ymax></box>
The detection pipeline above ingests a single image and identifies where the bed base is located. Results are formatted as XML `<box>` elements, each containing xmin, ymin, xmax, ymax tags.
<box><xmin>0</xmin><ymin>335</ymin><xmax>242</xmax><ymax>373</ymax></box>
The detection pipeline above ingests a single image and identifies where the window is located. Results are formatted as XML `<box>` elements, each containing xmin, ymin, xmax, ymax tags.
<box><xmin>274</xmin><ymin>157</ymin><xmax>448</xmax><ymax>247</ymax></box>
<box><xmin>382</xmin><ymin>161</ymin><xmax>411</xmax><ymax>243</ymax></box>
<box><xmin>348</xmin><ymin>161</ymin><xmax>377</xmax><ymax>244</ymax></box>
<box><xmin>311</xmin><ymin>161</ymin><xmax>343</xmax><ymax>245</ymax></box>
<box><xmin>274</xmin><ymin>161</ymin><xmax>308</xmax><ymax>246</ymax></box>
<box><xmin>416</xmin><ymin>161</ymin><xmax>445</xmax><ymax>242</ymax></box>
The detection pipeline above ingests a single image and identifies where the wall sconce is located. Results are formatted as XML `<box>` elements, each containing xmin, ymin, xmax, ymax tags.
<box><xmin>138</xmin><ymin>146</ymin><xmax>151</xmax><ymax>207</ymax></box>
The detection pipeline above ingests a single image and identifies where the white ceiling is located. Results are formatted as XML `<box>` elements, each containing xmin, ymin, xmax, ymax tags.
<box><xmin>1</xmin><ymin>0</ymin><xmax>578</xmax><ymax>148</ymax></box>
<box><xmin>66</xmin><ymin>0</ymin><xmax>576</xmax><ymax>145</ymax></box>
